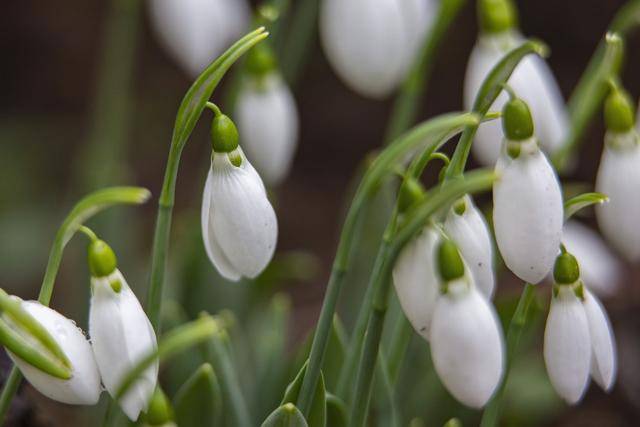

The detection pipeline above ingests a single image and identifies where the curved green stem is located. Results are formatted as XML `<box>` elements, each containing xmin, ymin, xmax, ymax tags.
<box><xmin>145</xmin><ymin>28</ymin><xmax>269</xmax><ymax>332</ymax></box>
<box><xmin>480</xmin><ymin>283</ymin><xmax>536</xmax><ymax>427</ymax></box>
<box><xmin>0</xmin><ymin>186</ymin><xmax>150</xmax><ymax>423</ymax></box>
<box><xmin>384</xmin><ymin>0</ymin><xmax>466</xmax><ymax>144</ymax></box>
<box><xmin>295</xmin><ymin>112</ymin><xmax>479</xmax><ymax>415</ymax></box>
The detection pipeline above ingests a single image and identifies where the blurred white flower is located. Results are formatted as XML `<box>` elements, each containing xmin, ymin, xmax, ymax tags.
<box><xmin>148</xmin><ymin>0</ymin><xmax>250</xmax><ymax>77</ymax></box>
<box><xmin>320</xmin><ymin>0</ymin><xmax>435</xmax><ymax>98</ymax></box>
<box><xmin>235</xmin><ymin>73</ymin><xmax>299</xmax><ymax>186</ymax></box>
<box><xmin>444</xmin><ymin>195</ymin><xmax>495</xmax><ymax>299</ymax></box>
<box><xmin>430</xmin><ymin>277</ymin><xmax>504</xmax><ymax>408</ymax></box>
<box><xmin>201</xmin><ymin>148</ymin><xmax>278</xmax><ymax>280</ymax></box>
<box><xmin>493</xmin><ymin>138</ymin><xmax>563</xmax><ymax>283</ymax></box>
<box><xmin>392</xmin><ymin>226</ymin><xmax>440</xmax><ymax>340</ymax></box>
<box><xmin>583</xmin><ymin>288</ymin><xmax>616</xmax><ymax>391</ymax></box>
<box><xmin>596</xmin><ymin>130</ymin><xmax>640</xmax><ymax>262</ymax></box>
<box><xmin>561</xmin><ymin>221</ymin><xmax>622</xmax><ymax>298</ymax></box>
<box><xmin>89</xmin><ymin>270</ymin><xmax>158</xmax><ymax>421</ymax></box>
<box><xmin>543</xmin><ymin>285</ymin><xmax>591</xmax><ymax>404</ymax></box>
<box><xmin>464</xmin><ymin>33</ymin><xmax>568</xmax><ymax>165</ymax></box>
<box><xmin>8</xmin><ymin>301</ymin><xmax>101</xmax><ymax>405</ymax></box>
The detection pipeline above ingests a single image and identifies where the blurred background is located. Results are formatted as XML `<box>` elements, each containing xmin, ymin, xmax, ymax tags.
<box><xmin>2</xmin><ymin>0</ymin><xmax>640</xmax><ymax>425</ymax></box>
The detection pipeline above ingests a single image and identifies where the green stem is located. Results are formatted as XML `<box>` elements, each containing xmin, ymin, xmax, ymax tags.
<box><xmin>294</xmin><ymin>113</ymin><xmax>479</xmax><ymax>416</ymax></box>
<box><xmin>480</xmin><ymin>283</ymin><xmax>536</xmax><ymax>427</ymax></box>
<box><xmin>0</xmin><ymin>187</ymin><xmax>150</xmax><ymax>424</ymax></box>
<box><xmin>281</xmin><ymin>0</ymin><xmax>320</xmax><ymax>86</ymax></box>
<box><xmin>383</xmin><ymin>0</ymin><xmax>466</xmax><ymax>144</ymax></box>
<box><xmin>145</xmin><ymin>28</ymin><xmax>269</xmax><ymax>332</ymax></box>
<box><xmin>386</xmin><ymin>313</ymin><xmax>413</xmax><ymax>383</ymax></box>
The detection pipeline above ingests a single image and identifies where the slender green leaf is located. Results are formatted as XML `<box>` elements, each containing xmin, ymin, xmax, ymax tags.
<box><xmin>174</xmin><ymin>363</ymin><xmax>222</xmax><ymax>427</ymax></box>
<box><xmin>322</xmin><ymin>316</ymin><xmax>347</xmax><ymax>391</ymax></box>
<box><xmin>325</xmin><ymin>394</ymin><xmax>347</xmax><ymax>427</ymax></box>
<box><xmin>564</xmin><ymin>192</ymin><xmax>609</xmax><ymax>221</ymax></box>
<box><xmin>262</xmin><ymin>403</ymin><xmax>309</xmax><ymax>427</ymax></box>
<box><xmin>283</xmin><ymin>362</ymin><xmax>326</xmax><ymax>427</ymax></box>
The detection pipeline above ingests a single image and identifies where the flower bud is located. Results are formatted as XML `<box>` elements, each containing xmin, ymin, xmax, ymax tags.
<box><xmin>604</xmin><ymin>85</ymin><xmax>635</xmax><ymax>133</ymax></box>
<box><xmin>235</xmin><ymin>73</ymin><xmax>299</xmax><ymax>186</ymax></box>
<box><xmin>320</xmin><ymin>0</ymin><xmax>435</xmax><ymax>98</ymax></box>
<box><xmin>493</xmin><ymin>138</ymin><xmax>563</xmax><ymax>283</ymax></box>
<box><xmin>148</xmin><ymin>0</ymin><xmax>250</xmax><ymax>77</ymax></box>
<box><xmin>444</xmin><ymin>196</ymin><xmax>495</xmax><ymax>299</ymax></box>
<box><xmin>430</xmin><ymin>278</ymin><xmax>505</xmax><ymax>408</ymax></box>
<box><xmin>89</xmin><ymin>269</ymin><xmax>158</xmax><ymax>421</ymax></box>
<box><xmin>478</xmin><ymin>0</ymin><xmax>518</xmax><ymax>34</ymax></box>
<box><xmin>201</xmin><ymin>147</ymin><xmax>278</xmax><ymax>281</ymax></box>
<box><xmin>6</xmin><ymin>300</ymin><xmax>101</xmax><ymax>405</ymax></box>
<box><xmin>544</xmin><ymin>285</ymin><xmax>591</xmax><ymax>404</ymax></box>
<box><xmin>595</xmin><ymin>129</ymin><xmax>640</xmax><ymax>261</ymax></box>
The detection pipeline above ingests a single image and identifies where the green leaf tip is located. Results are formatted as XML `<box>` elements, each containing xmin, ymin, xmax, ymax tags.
<box><xmin>564</xmin><ymin>192</ymin><xmax>609</xmax><ymax>221</ymax></box>
<box><xmin>144</xmin><ymin>387</ymin><xmax>174</xmax><ymax>426</ymax></box>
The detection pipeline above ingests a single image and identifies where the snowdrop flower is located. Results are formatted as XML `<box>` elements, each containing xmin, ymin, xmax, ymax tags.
<box><xmin>149</xmin><ymin>0</ymin><xmax>250</xmax><ymax>77</ymax></box>
<box><xmin>493</xmin><ymin>95</ymin><xmax>563</xmax><ymax>283</ymax></box>
<box><xmin>320</xmin><ymin>0</ymin><xmax>435</xmax><ymax>98</ymax></box>
<box><xmin>3</xmin><ymin>298</ymin><xmax>101</xmax><ymax>405</ymax></box>
<box><xmin>544</xmin><ymin>251</ymin><xmax>617</xmax><ymax>404</ymax></box>
<box><xmin>561</xmin><ymin>221</ymin><xmax>622</xmax><ymax>298</ymax></box>
<box><xmin>596</xmin><ymin>85</ymin><xmax>640</xmax><ymax>262</ymax></box>
<box><xmin>87</xmin><ymin>239</ymin><xmax>158</xmax><ymax>421</ymax></box>
<box><xmin>444</xmin><ymin>195</ymin><xmax>495</xmax><ymax>299</ymax></box>
<box><xmin>393</xmin><ymin>225</ymin><xmax>441</xmax><ymax>340</ymax></box>
<box><xmin>429</xmin><ymin>240</ymin><xmax>504</xmax><ymax>408</ymax></box>
<box><xmin>201</xmin><ymin>106</ymin><xmax>278</xmax><ymax>280</ymax></box>
<box><xmin>235</xmin><ymin>44</ymin><xmax>299</xmax><ymax>186</ymax></box>
<box><xmin>464</xmin><ymin>0</ymin><xmax>568</xmax><ymax>165</ymax></box>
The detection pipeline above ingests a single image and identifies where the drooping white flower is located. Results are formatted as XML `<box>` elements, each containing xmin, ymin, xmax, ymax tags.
<box><xmin>148</xmin><ymin>0</ymin><xmax>250</xmax><ymax>77</ymax></box>
<box><xmin>465</xmin><ymin>32</ymin><xmax>568</xmax><ymax>165</ymax></box>
<box><xmin>7</xmin><ymin>301</ymin><xmax>101</xmax><ymax>405</ymax></box>
<box><xmin>89</xmin><ymin>269</ymin><xmax>158</xmax><ymax>421</ymax></box>
<box><xmin>583</xmin><ymin>288</ymin><xmax>617</xmax><ymax>391</ymax></box>
<box><xmin>430</xmin><ymin>277</ymin><xmax>504</xmax><ymax>408</ymax></box>
<box><xmin>201</xmin><ymin>148</ymin><xmax>278</xmax><ymax>281</ymax></box>
<box><xmin>561</xmin><ymin>221</ymin><xmax>622</xmax><ymax>298</ymax></box>
<box><xmin>235</xmin><ymin>73</ymin><xmax>299</xmax><ymax>186</ymax></box>
<box><xmin>444</xmin><ymin>195</ymin><xmax>495</xmax><ymax>299</ymax></box>
<box><xmin>493</xmin><ymin>138</ymin><xmax>563</xmax><ymax>283</ymax></box>
<box><xmin>392</xmin><ymin>226</ymin><xmax>440</xmax><ymax>340</ymax></box>
<box><xmin>319</xmin><ymin>0</ymin><xmax>435</xmax><ymax>98</ymax></box>
<box><xmin>543</xmin><ymin>285</ymin><xmax>591</xmax><ymax>404</ymax></box>
<box><xmin>596</xmin><ymin>130</ymin><xmax>640</xmax><ymax>262</ymax></box>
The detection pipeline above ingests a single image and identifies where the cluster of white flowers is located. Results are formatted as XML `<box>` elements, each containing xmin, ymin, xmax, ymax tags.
<box><xmin>3</xmin><ymin>238</ymin><xmax>157</xmax><ymax>421</ymax></box>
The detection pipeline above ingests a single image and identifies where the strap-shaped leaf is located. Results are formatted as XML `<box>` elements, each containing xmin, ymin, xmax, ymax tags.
<box><xmin>262</xmin><ymin>403</ymin><xmax>309</xmax><ymax>427</ymax></box>
<box><xmin>321</xmin><ymin>316</ymin><xmax>347</xmax><ymax>391</ymax></box>
<box><xmin>325</xmin><ymin>394</ymin><xmax>347</xmax><ymax>427</ymax></box>
<box><xmin>174</xmin><ymin>363</ymin><xmax>222</xmax><ymax>427</ymax></box>
<box><xmin>564</xmin><ymin>192</ymin><xmax>609</xmax><ymax>221</ymax></box>
<box><xmin>282</xmin><ymin>362</ymin><xmax>326</xmax><ymax>427</ymax></box>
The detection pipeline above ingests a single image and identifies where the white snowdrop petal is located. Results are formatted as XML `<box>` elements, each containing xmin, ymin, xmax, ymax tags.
<box><xmin>392</xmin><ymin>227</ymin><xmax>440</xmax><ymax>340</ymax></box>
<box><xmin>89</xmin><ymin>271</ymin><xmax>158</xmax><ymax>421</ymax></box>
<box><xmin>444</xmin><ymin>196</ymin><xmax>495</xmax><ymax>299</ymax></box>
<box><xmin>493</xmin><ymin>139</ymin><xmax>563</xmax><ymax>283</ymax></box>
<box><xmin>235</xmin><ymin>75</ymin><xmax>299</xmax><ymax>186</ymax></box>
<box><xmin>596</xmin><ymin>134</ymin><xmax>640</xmax><ymax>262</ymax></box>
<box><xmin>583</xmin><ymin>289</ymin><xmax>616</xmax><ymax>391</ymax></box>
<box><xmin>543</xmin><ymin>286</ymin><xmax>591</xmax><ymax>404</ymax></box>
<box><xmin>8</xmin><ymin>302</ymin><xmax>101</xmax><ymax>405</ymax></box>
<box><xmin>464</xmin><ymin>34</ymin><xmax>568</xmax><ymax>165</ymax></box>
<box><xmin>320</xmin><ymin>0</ymin><xmax>432</xmax><ymax>98</ymax></box>
<box><xmin>561</xmin><ymin>221</ymin><xmax>621</xmax><ymax>298</ymax></box>
<box><xmin>207</xmin><ymin>153</ymin><xmax>278</xmax><ymax>279</ymax></box>
<box><xmin>430</xmin><ymin>280</ymin><xmax>504</xmax><ymax>408</ymax></box>
<box><xmin>149</xmin><ymin>0</ymin><xmax>250</xmax><ymax>77</ymax></box>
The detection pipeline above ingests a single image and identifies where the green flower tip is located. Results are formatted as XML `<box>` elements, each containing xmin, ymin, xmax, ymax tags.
<box><xmin>246</xmin><ymin>40</ymin><xmax>277</xmax><ymax>77</ymax></box>
<box><xmin>478</xmin><ymin>0</ymin><xmax>518</xmax><ymax>34</ymax></box>
<box><xmin>210</xmin><ymin>113</ymin><xmax>239</xmax><ymax>153</ymax></box>
<box><xmin>553</xmin><ymin>251</ymin><xmax>580</xmax><ymax>285</ymax></box>
<box><xmin>88</xmin><ymin>239</ymin><xmax>117</xmax><ymax>278</ymax></box>
<box><xmin>437</xmin><ymin>239</ymin><xmax>465</xmax><ymax>282</ymax></box>
<box><xmin>398</xmin><ymin>178</ymin><xmax>425</xmax><ymax>213</ymax></box>
<box><xmin>502</xmin><ymin>97</ymin><xmax>534</xmax><ymax>141</ymax></box>
<box><xmin>604</xmin><ymin>84</ymin><xmax>635</xmax><ymax>133</ymax></box>
<box><xmin>143</xmin><ymin>387</ymin><xmax>174</xmax><ymax>426</ymax></box>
